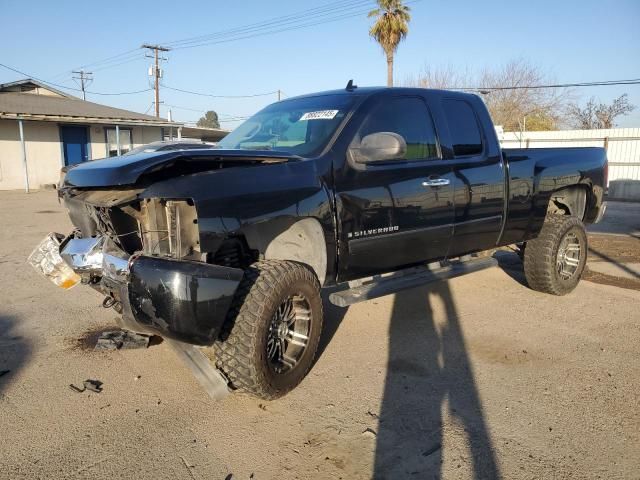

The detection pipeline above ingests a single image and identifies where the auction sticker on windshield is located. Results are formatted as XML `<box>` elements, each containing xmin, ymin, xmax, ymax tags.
<box><xmin>299</xmin><ymin>110</ymin><xmax>339</xmax><ymax>121</ymax></box>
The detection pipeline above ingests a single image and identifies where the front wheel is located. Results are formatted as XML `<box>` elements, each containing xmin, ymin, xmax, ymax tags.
<box><xmin>211</xmin><ymin>260</ymin><xmax>323</xmax><ymax>399</ymax></box>
<box><xmin>523</xmin><ymin>215</ymin><xmax>588</xmax><ymax>295</ymax></box>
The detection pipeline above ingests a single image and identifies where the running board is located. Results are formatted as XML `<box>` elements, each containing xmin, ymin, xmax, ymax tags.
<box><xmin>329</xmin><ymin>256</ymin><xmax>498</xmax><ymax>307</ymax></box>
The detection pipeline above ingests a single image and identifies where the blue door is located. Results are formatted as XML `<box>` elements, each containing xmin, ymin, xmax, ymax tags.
<box><xmin>61</xmin><ymin>126</ymin><xmax>89</xmax><ymax>166</ymax></box>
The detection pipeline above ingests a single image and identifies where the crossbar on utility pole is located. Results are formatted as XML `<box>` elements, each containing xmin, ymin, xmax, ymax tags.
<box><xmin>142</xmin><ymin>44</ymin><xmax>170</xmax><ymax>118</ymax></box>
<box><xmin>72</xmin><ymin>70</ymin><xmax>93</xmax><ymax>101</ymax></box>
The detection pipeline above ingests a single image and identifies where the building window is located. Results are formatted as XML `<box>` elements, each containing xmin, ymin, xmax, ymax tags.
<box><xmin>105</xmin><ymin>127</ymin><xmax>133</xmax><ymax>156</ymax></box>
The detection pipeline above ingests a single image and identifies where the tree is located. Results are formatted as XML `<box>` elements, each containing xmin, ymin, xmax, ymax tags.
<box><xmin>566</xmin><ymin>94</ymin><xmax>635</xmax><ymax>129</ymax></box>
<box><xmin>368</xmin><ymin>0</ymin><xmax>411</xmax><ymax>87</ymax></box>
<box><xmin>476</xmin><ymin>59</ymin><xmax>569</xmax><ymax>131</ymax></box>
<box><xmin>405</xmin><ymin>59</ymin><xmax>570</xmax><ymax>131</ymax></box>
<box><xmin>196</xmin><ymin>110</ymin><xmax>220</xmax><ymax>129</ymax></box>
<box><xmin>404</xmin><ymin>64</ymin><xmax>471</xmax><ymax>90</ymax></box>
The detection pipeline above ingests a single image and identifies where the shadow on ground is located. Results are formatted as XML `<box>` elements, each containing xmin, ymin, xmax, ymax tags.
<box><xmin>374</xmin><ymin>282</ymin><xmax>500</xmax><ymax>479</ymax></box>
<box><xmin>315</xmin><ymin>288</ymin><xmax>349</xmax><ymax>362</ymax></box>
<box><xmin>0</xmin><ymin>314</ymin><xmax>31</xmax><ymax>395</ymax></box>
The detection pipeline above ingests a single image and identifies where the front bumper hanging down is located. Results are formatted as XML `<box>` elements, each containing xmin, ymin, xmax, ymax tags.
<box><xmin>29</xmin><ymin>233</ymin><xmax>244</xmax><ymax>346</ymax></box>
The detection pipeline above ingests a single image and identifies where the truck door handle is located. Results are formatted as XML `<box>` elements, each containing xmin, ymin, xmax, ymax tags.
<box><xmin>422</xmin><ymin>178</ymin><xmax>450</xmax><ymax>187</ymax></box>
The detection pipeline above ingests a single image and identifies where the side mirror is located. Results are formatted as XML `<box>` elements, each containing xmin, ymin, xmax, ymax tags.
<box><xmin>351</xmin><ymin>132</ymin><xmax>407</xmax><ymax>163</ymax></box>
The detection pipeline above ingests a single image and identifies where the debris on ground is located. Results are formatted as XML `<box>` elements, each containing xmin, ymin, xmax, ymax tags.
<box><xmin>69</xmin><ymin>384</ymin><xmax>85</xmax><ymax>393</ymax></box>
<box><xmin>0</xmin><ymin>369</ymin><xmax>10</xmax><ymax>378</ymax></box>
<box><xmin>362</xmin><ymin>427</ymin><xmax>377</xmax><ymax>438</ymax></box>
<box><xmin>69</xmin><ymin>380</ymin><xmax>103</xmax><ymax>393</ymax></box>
<box><xmin>84</xmin><ymin>379</ymin><xmax>103</xmax><ymax>393</ymax></box>
<box><xmin>94</xmin><ymin>330</ymin><xmax>152</xmax><ymax>351</ymax></box>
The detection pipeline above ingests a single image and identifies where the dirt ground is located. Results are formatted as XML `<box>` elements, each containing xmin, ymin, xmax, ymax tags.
<box><xmin>1</xmin><ymin>191</ymin><xmax>639</xmax><ymax>480</ymax></box>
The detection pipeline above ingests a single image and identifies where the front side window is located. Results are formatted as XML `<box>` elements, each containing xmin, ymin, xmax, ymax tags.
<box><xmin>443</xmin><ymin>100</ymin><xmax>483</xmax><ymax>157</ymax></box>
<box><xmin>106</xmin><ymin>127</ymin><xmax>133</xmax><ymax>157</ymax></box>
<box><xmin>217</xmin><ymin>94</ymin><xmax>358</xmax><ymax>158</ymax></box>
<box><xmin>357</xmin><ymin>96</ymin><xmax>439</xmax><ymax>161</ymax></box>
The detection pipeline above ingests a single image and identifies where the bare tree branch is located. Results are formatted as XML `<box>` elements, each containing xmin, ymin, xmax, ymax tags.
<box><xmin>405</xmin><ymin>59</ymin><xmax>573</xmax><ymax>131</ymax></box>
<box><xmin>566</xmin><ymin>94</ymin><xmax>635</xmax><ymax>129</ymax></box>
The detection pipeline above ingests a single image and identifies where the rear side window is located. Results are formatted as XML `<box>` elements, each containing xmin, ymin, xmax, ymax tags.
<box><xmin>359</xmin><ymin>97</ymin><xmax>439</xmax><ymax>160</ymax></box>
<box><xmin>443</xmin><ymin>99</ymin><xmax>483</xmax><ymax>157</ymax></box>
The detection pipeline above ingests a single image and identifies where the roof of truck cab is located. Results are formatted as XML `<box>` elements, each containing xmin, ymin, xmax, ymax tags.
<box><xmin>282</xmin><ymin>86</ymin><xmax>479</xmax><ymax>101</ymax></box>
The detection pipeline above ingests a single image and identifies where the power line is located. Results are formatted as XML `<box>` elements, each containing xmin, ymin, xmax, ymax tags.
<box><xmin>0</xmin><ymin>62</ymin><xmax>152</xmax><ymax>96</ymax></box>
<box><xmin>163</xmin><ymin>0</ymin><xmax>374</xmax><ymax>50</ymax></box>
<box><xmin>164</xmin><ymin>103</ymin><xmax>249</xmax><ymax>119</ymax></box>
<box><xmin>46</xmin><ymin>1</ymin><xmax>377</xmax><ymax>83</ymax></box>
<box><xmin>91</xmin><ymin>53</ymin><xmax>147</xmax><ymax>73</ymax></box>
<box><xmin>164</xmin><ymin>104</ymin><xmax>206</xmax><ymax>113</ymax></box>
<box><xmin>169</xmin><ymin>5</ymin><xmax>387</xmax><ymax>51</ymax></box>
<box><xmin>165</xmin><ymin>78</ymin><xmax>640</xmax><ymax>100</ymax></box>
<box><xmin>457</xmin><ymin>79</ymin><xmax>640</xmax><ymax>93</ymax></box>
<box><xmin>78</xmin><ymin>47</ymin><xmax>143</xmax><ymax>70</ymax></box>
<box><xmin>165</xmin><ymin>0</ymin><xmax>369</xmax><ymax>46</ymax></box>
<box><xmin>218</xmin><ymin>117</ymin><xmax>250</xmax><ymax>122</ymax></box>
<box><xmin>48</xmin><ymin>48</ymin><xmax>145</xmax><ymax>81</ymax></box>
<box><xmin>162</xmin><ymin>84</ymin><xmax>279</xmax><ymax>98</ymax></box>
<box><xmin>183</xmin><ymin>116</ymin><xmax>250</xmax><ymax>124</ymax></box>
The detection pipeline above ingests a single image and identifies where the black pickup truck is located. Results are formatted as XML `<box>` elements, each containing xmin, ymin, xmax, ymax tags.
<box><xmin>29</xmin><ymin>85</ymin><xmax>607</xmax><ymax>399</ymax></box>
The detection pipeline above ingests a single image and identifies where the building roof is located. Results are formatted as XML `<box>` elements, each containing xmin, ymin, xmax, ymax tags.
<box><xmin>180</xmin><ymin>125</ymin><xmax>228</xmax><ymax>142</ymax></box>
<box><xmin>0</xmin><ymin>78</ymin><xmax>73</xmax><ymax>98</ymax></box>
<box><xmin>0</xmin><ymin>90</ymin><xmax>181</xmax><ymax>127</ymax></box>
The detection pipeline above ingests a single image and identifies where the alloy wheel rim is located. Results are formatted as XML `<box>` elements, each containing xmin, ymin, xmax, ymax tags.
<box><xmin>266</xmin><ymin>294</ymin><xmax>312</xmax><ymax>374</ymax></box>
<box><xmin>556</xmin><ymin>232</ymin><xmax>582</xmax><ymax>280</ymax></box>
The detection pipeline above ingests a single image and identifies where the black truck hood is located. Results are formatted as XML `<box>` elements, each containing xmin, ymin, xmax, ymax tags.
<box><xmin>63</xmin><ymin>149</ymin><xmax>297</xmax><ymax>188</ymax></box>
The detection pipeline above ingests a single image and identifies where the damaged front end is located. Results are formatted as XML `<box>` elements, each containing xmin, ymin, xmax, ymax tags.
<box><xmin>29</xmin><ymin>190</ymin><xmax>243</xmax><ymax>346</ymax></box>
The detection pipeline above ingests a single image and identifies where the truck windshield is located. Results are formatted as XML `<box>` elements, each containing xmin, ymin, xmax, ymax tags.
<box><xmin>216</xmin><ymin>94</ymin><xmax>357</xmax><ymax>157</ymax></box>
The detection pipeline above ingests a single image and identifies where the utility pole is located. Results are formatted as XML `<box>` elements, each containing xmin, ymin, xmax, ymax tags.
<box><xmin>277</xmin><ymin>89</ymin><xmax>281</xmax><ymax>101</ymax></box>
<box><xmin>142</xmin><ymin>44</ymin><xmax>170</xmax><ymax>117</ymax></box>
<box><xmin>72</xmin><ymin>70</ymin><xmax>93</xmax><ymax>100</ymax></box>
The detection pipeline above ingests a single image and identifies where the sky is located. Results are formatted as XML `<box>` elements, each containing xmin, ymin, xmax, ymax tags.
<box><xmin>1</xmin><ymin>0</ymin><xmax>639</xmax><ymax>129</ymax></box>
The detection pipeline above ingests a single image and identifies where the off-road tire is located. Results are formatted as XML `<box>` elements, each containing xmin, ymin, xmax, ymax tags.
<box><xmin>523</xmin><ymin>215</ymin><xmax>588</xmax><ymax>295</ymax></box>
<box><xmin>212</xmin><ymin>260</ymin><xmax>323</xmax><ymax>400</ymax></box>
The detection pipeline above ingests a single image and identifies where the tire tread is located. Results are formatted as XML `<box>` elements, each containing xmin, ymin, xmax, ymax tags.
<box><xmin>212</xmin><ymin>260</ymin><xmax>322</xmax><ymax>399</ymax></box>
<box><xmin>523</xmin><ymin>215</ymin><xmax>587</xmax><ymax>295</ymax></box>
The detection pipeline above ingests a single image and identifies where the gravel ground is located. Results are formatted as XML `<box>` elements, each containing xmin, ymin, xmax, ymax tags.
<box><xmin>1</xmin><ymin>191</ymin><xmax>639</xmax><ymax>480</ymax></box>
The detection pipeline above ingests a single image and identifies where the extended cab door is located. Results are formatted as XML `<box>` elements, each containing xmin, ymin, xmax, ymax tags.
<box><xmin>334</xmin><ymin>95</ymin><xmax>455</xmax><ymax>281</ymax></box>
<box><xmin>436</xmin><ymin>97</ymin><xmax>506</xmax><ymax>256</ymax></box>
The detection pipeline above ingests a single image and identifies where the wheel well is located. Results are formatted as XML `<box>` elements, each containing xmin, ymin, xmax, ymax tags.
<box><xmin>547</xmin><ymin>186</ymin><xmax>588</xmax><ymax>220</ymax></box>
<box><xmin>240</xmin><ymin>218</ymin><xmax>328</xmax><ymax>286</ymax></box>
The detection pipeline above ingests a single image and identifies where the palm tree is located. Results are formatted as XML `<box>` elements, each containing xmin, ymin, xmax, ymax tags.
<box><xmin>368</xmin><ymin>0</ymin><xmax>411</xmax><ymax>87</ymax></box>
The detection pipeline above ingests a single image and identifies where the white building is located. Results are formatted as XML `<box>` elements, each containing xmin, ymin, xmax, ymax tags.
<box><xmin>0</xmin><ymin>79</ymin><xmax>183</xmax><ymax>190</ymax></box>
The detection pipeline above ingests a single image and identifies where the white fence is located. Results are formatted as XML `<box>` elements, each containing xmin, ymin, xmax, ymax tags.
<box><xmin>499</xmin><ymin>127</ymin><xmax>640</xmax><ymax>200</ymax></box>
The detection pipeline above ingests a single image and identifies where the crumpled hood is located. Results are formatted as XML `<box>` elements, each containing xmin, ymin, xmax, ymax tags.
<box><xmin>63</xmin><ymin>149</ymin><xmax>297</xmax><ymax>188</ymax></box>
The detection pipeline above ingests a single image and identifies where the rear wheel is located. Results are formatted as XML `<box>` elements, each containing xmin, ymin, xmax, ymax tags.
<box><xmin>523</xmin><ymin>215</ymin><xmax>588</xmax><ymax>295</ymax></box>
<box><xmin>211</xmin><ymin>260</ymin><xmax>323</xmax><ymax>399</ymax></box>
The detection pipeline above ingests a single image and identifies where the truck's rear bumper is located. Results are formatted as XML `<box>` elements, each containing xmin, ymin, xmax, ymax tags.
<box><xmin>31</xmin><ymin>234</ymin><xmax>243</xmax><ymax>345</ymax></box>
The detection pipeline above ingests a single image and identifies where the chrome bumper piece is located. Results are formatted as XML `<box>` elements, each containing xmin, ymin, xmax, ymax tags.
<box><xmin>60</xmin><ymin>236</ymin><xmax>105</xmax><ymax>274</ymax></box>
<box><xmin>593</xmin><ymin>201</ymin><xmax>607</xmax><ymax>224</ymax></box>
<box><xmin>59</xmin><ymin>235</ymin><xmax>130</xmax><ymax>283</ymax></box>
